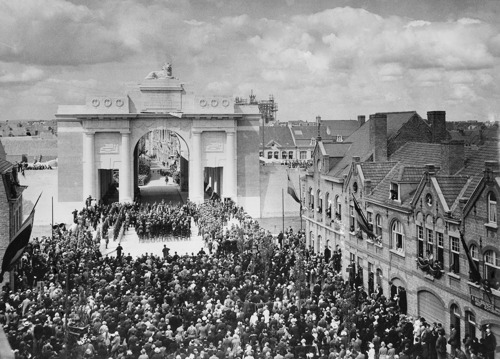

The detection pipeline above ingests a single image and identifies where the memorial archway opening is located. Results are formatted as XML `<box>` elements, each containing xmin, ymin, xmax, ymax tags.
<box><xmin>132</xmin><ymin>128</ymin><xmax>189</xmax><ymax>205</ymax></box>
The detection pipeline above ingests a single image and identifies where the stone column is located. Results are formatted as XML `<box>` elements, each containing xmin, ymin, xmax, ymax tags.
<box><xmin>224</xmin><ymin>131</ymin><xmax>236</xmax><ymax>199</ymax></box>
<box><xmin>82</xmin><ymin>131</ymin><xmax>95</xmax><ymax>201</ymax></box>
<box><xmin>120</xmin><ymin>132</ymin><xmax>132</xmax><ymax>203</ymax></box>
<box><xmin>190</xmin><ymin>130</ymin><xmax>203</xmax><ymax>203</ymax></box>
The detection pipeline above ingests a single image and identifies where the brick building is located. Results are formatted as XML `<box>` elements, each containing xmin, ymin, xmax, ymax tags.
<box><xmin>304</xmin><ymin>110</ymin><xmax>500</xmax><ymax>353</ymax></box>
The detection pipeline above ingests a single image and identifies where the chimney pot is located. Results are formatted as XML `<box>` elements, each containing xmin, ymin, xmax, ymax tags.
<box><xmin>365</xmin><ymin>179</ymin><xmax>372</xmax><ymax>193</ymax></box>
<box><xmin>425</xmin><ymin>163</ymin><xmax>436</xmax><ymax>175</ymax></box>
<box><xmin>358</xmin><ymin>115</ymin><xmax>365</xmax><ymax>127</ymax></box>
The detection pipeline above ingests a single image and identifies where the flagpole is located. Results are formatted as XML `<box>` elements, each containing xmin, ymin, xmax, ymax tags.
<box><xmin>282</xmin><ymin>188</ymin><xmax>284</xmax><ymax>234</ymax></box>
<box><xmin>299</xmin><ymin>174</ymin><xmax>302</xmax><ymax>231</ymax></box>
<box><xmin>51</xmin><ymin>196</ymin><xmax>54</xmax><ymax>241</ymax></box>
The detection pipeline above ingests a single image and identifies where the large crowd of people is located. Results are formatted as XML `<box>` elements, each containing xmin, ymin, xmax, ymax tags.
<box><xmin>0</xmin><ymin>199</ymin><xmax>496</xmax><ymax>359</ymax></box>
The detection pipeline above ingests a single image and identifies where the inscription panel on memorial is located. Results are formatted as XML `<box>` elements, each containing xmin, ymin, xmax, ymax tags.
<box><xmin>142</xmin><ymin>91</ymin><xmax>182</xmax><ymax>112</ymax></box>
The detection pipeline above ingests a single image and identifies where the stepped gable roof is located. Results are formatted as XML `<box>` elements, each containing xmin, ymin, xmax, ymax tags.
<box><xmin>359</xmin><ymin>162</ymin><xmax>398</xmax><ymax>188</ymax></box>
<box><xmin>385</xmin><ymin>111</ymin><xmax>420</xmax><ymax>139</ymax></box>
<box><xmin>435</xmin><ymin>176</ymin><xmax>470</xmax><ymax>209</ymax></box>
<box><xmin>389</xmin><ymin>142</ymin><xmax>442</xmax><ymax>166</ymax></box>
<box><xmin>259</xmin><ymin>126</ymin><xmax>294</xmax><ymax>147</ymax></box>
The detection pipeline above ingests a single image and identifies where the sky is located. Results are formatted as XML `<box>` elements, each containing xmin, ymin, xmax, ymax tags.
<box><xmin>1</xmin><ymin>0</ymin><xmax>500</xmax><ymax>123</ymax></box>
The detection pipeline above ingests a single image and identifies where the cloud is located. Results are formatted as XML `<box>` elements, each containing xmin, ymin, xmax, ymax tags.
<box><xmin>0</xmin><ymin>66</ymin><xmax>45</xmax><ymax>84</ymax></box>
<box><xmin>0</xmin><ymin>0</ymin><xmax>135</xmax><ymax>65</ymax></box>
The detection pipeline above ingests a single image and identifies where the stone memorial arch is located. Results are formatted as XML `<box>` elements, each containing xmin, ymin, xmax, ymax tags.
<box><xmin>56</xmin><ymin>64</ymin><xmax>261</xmax><ymax>217</ymax></box>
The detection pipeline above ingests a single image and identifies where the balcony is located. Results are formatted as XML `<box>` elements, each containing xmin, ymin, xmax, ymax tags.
<box><xmin>416</xmin><ymin>257</ymin><xmax>444</xmax><ymax>280</ymax></box>
<box><xmin>468</xmin><ymin>281</ymin><xmax>500</xmax><ymax>316</ymax></box>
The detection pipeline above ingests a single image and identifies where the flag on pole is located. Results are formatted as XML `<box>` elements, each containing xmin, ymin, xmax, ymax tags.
<box><xmin>1</xmin><ymin>210</ymin><xmax>35</xmax><ymax>278</ymax></box>
<box><xmin>352</xmin><ymin>195</ymin><xmax>375</xmax><ymax>239</ymax></box>
<box><xmin>0</xmin><ymin>193</ymin><xmax>40</xmax><ymax>279</ymax></box>
<box><xmin>287</xmin><ymin>173</ymin><xmax>301</xmax><ymax>205</ymax></box>
<box><xmin>459</xmin><ymin>231</ymin><xmax>482</xmax><ymax>284</ymax></box>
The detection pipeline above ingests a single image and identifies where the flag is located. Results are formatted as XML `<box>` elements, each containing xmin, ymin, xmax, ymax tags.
<box><xmin>352</xmin><ymin>195</ymin><xmax>375</xmax><ymax>239</ymax></box>
<box><xmin>287</xmin><ymin>174</ymin><xmax>301</xmax><ymax>205</ymax></box>
<box><xmin>1</xmin><ymin>210</ymin><xmax>35</xmax><ymax>278</ymax></box>
<box><xmin>459</xmin><ymin>231</ymin><xmax>482</xmax><ymax>284</ymax></box>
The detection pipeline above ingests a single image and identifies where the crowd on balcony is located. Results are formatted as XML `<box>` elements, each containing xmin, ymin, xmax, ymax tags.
<box><xmin>0</xmin><ymin>199</ymin><xmax>496</xmax><ymax>359</ymax></box>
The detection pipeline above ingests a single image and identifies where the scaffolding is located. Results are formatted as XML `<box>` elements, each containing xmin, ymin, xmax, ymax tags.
<box><xmin>236</xmin><ymin>90</ymin><xmax>278</xmax><ymax>124</ymax></box>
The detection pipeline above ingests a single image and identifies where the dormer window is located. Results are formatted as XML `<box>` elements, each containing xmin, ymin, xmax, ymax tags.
<box><xmin>390</xmin><ymin>183</ymin><xmax>399</xmax><ymax>201</ymax></box>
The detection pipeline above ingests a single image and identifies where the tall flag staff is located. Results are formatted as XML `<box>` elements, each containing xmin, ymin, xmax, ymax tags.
<box><xmin>0</xmin><ymin>192</ymin><xmax>42</xmax><ymax>282</ymax></box>
<box><xmin>286</xmin><ymin>171</ymin><xmax>302</xmax><ymax>230</ymax></box>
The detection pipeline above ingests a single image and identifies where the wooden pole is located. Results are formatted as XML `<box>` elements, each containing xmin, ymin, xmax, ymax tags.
<box><xmin>282</xmin><ymin>188</ymin><xmax>285</xmax><ymax>234</ymax></box>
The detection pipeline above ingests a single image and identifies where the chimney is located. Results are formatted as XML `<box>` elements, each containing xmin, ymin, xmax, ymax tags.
<box><xmin>428</xmin><ymin>111</ymin><xmax>447</xmax><ymax>143</ymax></box>
<box><xmin>440</xmin><ymin>140</ymin><xmax>465</xmax><ymax>175</ymax></box>
<box><xmin>365</xmin><ymin>179</ymin><xmax>372</xmax><ymax>194</ymax></box>
<box><xmin>358</xmin><ymin>115</ymin><xmax>366</xmax><ymax>127</ymax></box>
<box><xmin>484</xmin><ymin>160</ymin><xmax>500</xmax><ymax>182</ymax></box>
<box><xmin>369</xmin><ymin>113</ymin><xmax>387</xmax><ymax>162</ymax></box>
<box><xmin>425</xmin><ymin>164</ymin><xmax>436</xmax><ymax>175</ymax></box>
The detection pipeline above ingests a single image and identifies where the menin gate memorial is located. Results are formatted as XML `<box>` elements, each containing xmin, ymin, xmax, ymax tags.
<box><xmin>56</xmin><ymin>64</ymin><xmax>261</xmax><ymax>217</ymax></box>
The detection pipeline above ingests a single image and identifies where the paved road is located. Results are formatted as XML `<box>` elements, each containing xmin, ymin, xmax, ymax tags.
<box><xmin>139</xmin><ymin>177</ymin><xmax>184</xmax><ymax>205</ymax></box>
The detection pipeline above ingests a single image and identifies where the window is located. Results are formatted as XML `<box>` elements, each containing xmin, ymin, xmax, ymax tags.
<box><xmin>488</xmin><ymin>192</ymin><xmax>497</xmax><ymax>224</ymax></box>
<box><xmin>336</xmin><ymin>135</ymin><xmax>343</xmax><ymax>142</ymax></box>
<box><xmin>465</xmin><ymin>311</ymin><xmax>476</xmax><ymax>339</ymax></box>
<box><xmin>335</xmin><ymin>195</ymin><xmax>342</xmax><ymax>220</ymax></box>
<box><xmin>367</xmin><ymin>212</ymin><xmax>373</xmax><ymax>225</ymax></box>
<box><xmin>390</xmin><ymin>183</ymin><xmax>399</xmax><ymax>201</ymax></box>
<box><xmin>317</xmin><ymin>190</ymin><xmax>323</xmax><ymax>213</ymax></box>
<box><xmin>288</xmin><ymin>151</ymin><xmax>294</xmax><ymax>160</ymax></box>
<box><xmin>470</xmin><ymin>244</ymin><xmax>480</xmax><ymax>275</ymax></box>
<box><xmin>391</xmin><ymin>220</ymin><xmax>404</xmax><ymax>251</ymax></box>
<box><xmin>309</xmin><ymin>188</ymin><xmax>314</xmax><ymax>209</ymax></box>
<box><xmin>426</xmin><ymin>229</ymin><xmax>434</xmax><ymax>255</ymax></box>
<box><xmin>436</xmin><ymin>232</ymin><xmax>444</xmax><ymax>265</ymax></box>
<box><xmin>300</xmin><ymin>151</ymin><xmax>307</xmax><ymax>160</ymax></box>
<box><xmin>259</xmin><ymin>151</ymin><xmax>263</xmax><ymax>158</ymax></box>
<box><xmin>450</xmin><ymin>236</ymin><xmax>460</xmax><ymax>274</ymax></box>
<box><xmin>375</xmin><ymin>214</ymin><xmax>382</xmax><ymax>237</ymax></box>
<box><xmin>267</xmin><ymin>151</ymin><xmax>272</xmax><ymax>159</ymax></box>
<box><xmin>417</xmin><ymin>225</ymin><xmax>424</xmax><ymax>257</ymax></box>
<box><xmin>282</xmin><ymin>151</ymin><xmax>287</xmax><ymax>159</ymax></box>
<box><xmin>350</xmin><ymin>205</ymin><xmax>355</xmax><ymax>232</ymax></box>
<box><xmin>274</xmin><ymin>151</ymin><xmax>279</xmax><ymax>159</ymax></box>
<box><xmin>484</xmin><ymin>250</ymin><xmax>500</xmax><ymax>289</ymax></box>
<box><xmin>326</xmin><ymin>193</ymin><xmax>331</xmax><ymax>218</ymax></box>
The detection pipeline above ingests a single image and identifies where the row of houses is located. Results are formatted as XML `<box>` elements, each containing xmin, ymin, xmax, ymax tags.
<box><xmin>302</xmin><ymin>110</ymin><xmax>500</xmax><ymax>352</ymax></box>
<box><xmin>259</xmin><ymin>119</ymin><xmax>362</xmax><ymax>162</ymax></box>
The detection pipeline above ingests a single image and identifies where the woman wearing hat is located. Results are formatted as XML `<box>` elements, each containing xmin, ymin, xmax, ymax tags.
<box><xmin>387</xmin><ymin>343</ymin><xmax>396</xmax><ymax>359</ymax></box>
<box><xmin>378</xmin><ymin>341</ymin><xmax>388</xmax><ymax>359</ymax></box>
